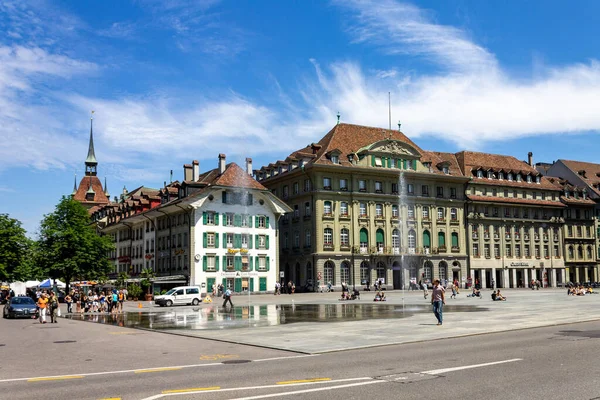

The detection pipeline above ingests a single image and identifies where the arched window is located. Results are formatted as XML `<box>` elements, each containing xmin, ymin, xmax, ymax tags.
<box><xmin>323</xmin><ymin>201</ymin><xmax>332</xmax><ymax>216</ymax></box>
<box><xmin>451</xmin><ymin>232</ymin><xmax>459</xmax><ymax>248</ymax></box>
<box><xmin>438</xmin><ymin>231</ymin><xmax>446</xmax><ymax>247</ymax></box>
<box><xmin>408</xmin><ymin>229</ymin><xmax>416</xmax><ymax>250</ymax></box>
<box><xmin>577</xmin><ymin>246</ymin><xmax>583</xmax><ymax>259</ymax></box>
<box><xmin>438</xmin><ymin>261</ymin><xmax>448</xmax><ymax>281</ymax></box>
<box><xmin>376</xmin><ymin>261</ymin><xmax>386</xmax><ymax>281</ymax></box>
<box><xmin>375</xmin><ymin>203</ymin><xmax>383</xmax><ymax>217</ymax></box>
<box><xmin>360</xmin><ymin>228</ymin><xmax>369</xmax><ymax>252</ymax></box>
<box><xmin>392</xmin><ymin>205</ymin><xmax>399</xmax><ymax>217</ymax></box>
<box><xmin>306</xmin><ymin>262</ymin><xmax>313</xmax><ymax>283</ymax></box>
<box><xmin>392</xmin><ymin>229</ymin><xmax>400</xmax><ymax>250</ymax></box>
<box><xmin>423</xmin><ymin>230</ymin><xmax>431</xmax><ymax>249</ymax></box>
<box><xmin>568</xmin><ymin>246</ymin><xmax>574</xmax><ymax>259</ymax></box>
<box><xmin>407</xmin><ymin>205</ymin><xmax>415</xmax><ymax>219</ymax></box>
<box><xmin>340</xmin><ymin>261</ymin><xmax>350</xmax><ymax>284</ymax></box>
<box><xmin>324</xmin><ymin>261</ymin><xmax>335</xmax><ymax>285</ymax></box>
<box><xmin>423</xmin><ymin>261</ymin><xmax>433</xmax><ymax>281</ymax></box>
<box><xmin>437</xmin><ymin>207</ymin><xmax>445</xmax><ymax>220</ymax></box>
<box><xmin>340</xmin><ymin>228</ymin><xmax>349</xmax><ymax>247</ymax></box>
<box><xmin>376</xmin><ymin>229</ymin><xmax>385</xmax><ymax>251</ymax></box>
<box><xmin>323</xmin><ymin>228</ymin><xmax>333</xmax><ymax>247</ymax></box>
<box><xmin>450</xmin><ymin>208</ymin><xmax>457</xmax><ymax>220</ymax></box>
<box><xmin>360</xmin><ymin>261</ymin><xmax>370</xmax><ymax>284</ymax></box>
<box><xmin>422</xmin><ymin>206</ymin><xmax>430</xmax><ymax>220</ymax></box>
<box><xmin>587</xmin><ymin>246</ymin><xmax>592</xmax><ymax>259</ymax></box>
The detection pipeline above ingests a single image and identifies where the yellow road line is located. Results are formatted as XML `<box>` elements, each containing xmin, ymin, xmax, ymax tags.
<box><xmin>28</xmin><ymin>375</ymin><xmax>84</xmax><ymax>382</ymax></box>
<box><xmin>277</xmin><ymin>378</ymin><xmax>331</xmax><ymax>385</ymax></box>
<box><xmin>134</xmin><ymin>367</ymin><xmax>182</xmax><ymax>374</ymax></box>
<box><xmin>99</xmin><ymin>398</ymin><xmax>121</xmax><ymax>400</ymax></box>
<box><xmin>162</xmin><ymin>386</ymin><xmax>220</xmax><ymax>394</ymax></box>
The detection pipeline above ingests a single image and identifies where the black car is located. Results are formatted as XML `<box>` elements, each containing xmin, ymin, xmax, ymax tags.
<box><xmin>3</xmin><ymin>296</ymin><xmax>37</xmax><ymax>319</ymax></box>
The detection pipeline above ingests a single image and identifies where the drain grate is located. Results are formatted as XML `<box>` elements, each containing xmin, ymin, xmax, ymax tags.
<box><xmin>53</xmin><ymin>340</ymin><xmax>77</xmax><ymax>344</ymax></box>
<box><xmin>222</xmin><ymin>360</ymin><xmax>251</xmax><ymax>364</ymax></box>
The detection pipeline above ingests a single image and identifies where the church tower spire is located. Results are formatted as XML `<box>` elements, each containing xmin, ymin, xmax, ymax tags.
<box><xmin>85</xmin><ymin>111</ymin><xmax>98</xmax><ymax>176</ymax></box>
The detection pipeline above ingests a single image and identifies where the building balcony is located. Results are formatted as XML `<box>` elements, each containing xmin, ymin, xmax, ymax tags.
<box><xmin>339</xmin><ymin>213</ymin><xmax>350</xmax><ymax>220</ymax></box>
<box><xmin>323</xmin><ymin>244</ymin><xmax>334</xmax><ymax>251</ymax></box>
<box><xmin>450</xmin><ymin>219</ymin><xmax>460</xmax><ymax>225</ymax></box>
<box><xmin>340</xmin><ymin>245</ymin><xmax>351</xmax><ymax>251</ymax></box>
<box><xmin>438</xmin><ymin>246</ymin><xmax>447</xmax><ymax>253</ymax></box>
<box><xmin>323</xmin><ymin>213</ymin><xmax>334</xmax><ymax>220</ymax></box>
<box><xmin>437</xmin><ymin>218</ymin><xmax>446</xmax><ymax>224</ymax></box>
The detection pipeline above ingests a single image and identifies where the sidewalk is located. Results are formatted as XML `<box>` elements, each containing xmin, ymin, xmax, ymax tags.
<box><xmin>122</xmin><ymin>288</ymin><xmax>600</xmax><ymax>354</ymax></box>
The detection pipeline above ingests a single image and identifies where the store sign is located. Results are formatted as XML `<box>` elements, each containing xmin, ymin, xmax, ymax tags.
<box><xmin>510</xmin><ymin>262</ymin><xmax>529</xmax><ymax>267</ymax></box>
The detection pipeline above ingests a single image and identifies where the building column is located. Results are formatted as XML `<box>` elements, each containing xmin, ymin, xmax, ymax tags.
<box><xmin>575</xmin><ymin>268</ymin><xmax>580</xmax><ymax>283</ymax></box>
<box><xmin>551</xmin><ymin>269</ymin><xmax>557</xmax><ymax>288</ymax></box>
<box><xmin>511</xmin><ymin>269</ymin><xmax>517</xmax><ymax>288</ymax></box>
<box><xmin>561</xmin><ymin>269</ymin><xmax>566</xmax><ymax>285</ymax></box>
<box><xmin>503</xmin><ymin>268</ymin><xmax>509</xmax><ymax>288</ymax></box>
<box><xmin>584</xmin><ymin>267</ymin><xmax>590</xmax><ymax>283</ymax></box>
<box><xmin>481</xmin><ymin>270</ymin><xmax>487</xmax><ymax>289</ymax></box>
<box><xmin>594</xmin><ymin>267</ymin><xmax>599</xmax><ymax>283</ymax></box>
<box><xmin>491</xmin><ymin>267</ymin><xmax>496</xmax><ymax>289</ymax></box>
<box><xmin>524</xmin><ymin>269</ymin><xmax>529</xmax><ymax>288</ymax></box>
<box><xmin>470</xmin><ymin>269</ymin><xmax>475</xmax><ymax>288</ymax></box>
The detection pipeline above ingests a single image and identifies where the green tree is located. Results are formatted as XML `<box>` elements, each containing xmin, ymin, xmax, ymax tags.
<box><xmin>0</xmin><ymin>214</ymin><xmax>32</xmax><ymax>282</ymax></box>
<box><xmin>139</xmin><ymin>267</ymin><xmax>155</xmax><ymax>295</ymax></box>
<box><xmin>38</xmin><ymin>197</ymin><xmax>114</xmax><ymax>292</ymax></box>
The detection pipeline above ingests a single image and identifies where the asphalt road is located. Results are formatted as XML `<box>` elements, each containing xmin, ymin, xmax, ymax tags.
<box><xmin>1</xmin><ymin>309</ymin><xmax>600</xmax><ymax>400</ymax></box>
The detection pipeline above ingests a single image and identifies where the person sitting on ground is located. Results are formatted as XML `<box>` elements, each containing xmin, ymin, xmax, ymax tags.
<box><xmin>496</xmin><ymin>289</ymin><xmax>506</xmax><ymax>301</ymax></box>
<box><xmin>491</xmin><ymin>290</ymin><xmax>497</xmax><ymax>301</ymax></box>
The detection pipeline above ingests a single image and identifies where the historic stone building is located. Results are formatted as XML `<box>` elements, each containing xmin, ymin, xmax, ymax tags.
<box><xmin>537</xmin><ymin>159</ymin><xmax>600</xmax><ymax>283</ymax></box>
<box><xmin>92</xmin><ymin>155</ymin><xmax>290</xmax><ymax>294</ymax></box>
<box><xmin>461</xmin><ymin>152</ymin><xmax>566</xmax><ymax>288</ymax></box>
<box><xmin>256</xmin><ymin>123</ymin><xmax>469</xmax><ymax>290</ymax></box>
<box><xmin>72</xmin><ymin>116</ymin><xmax>110</xmax><ymax>209</ymax></box>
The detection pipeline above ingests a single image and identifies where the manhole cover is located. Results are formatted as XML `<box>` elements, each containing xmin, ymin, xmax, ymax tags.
<box><xmin>222</xmin><ymin>360</ymin><xmax>251</xmax><ymax>364</ymax></box>
<box><xmin>53</xmin><ymin>340</ymin><xmax>77</xmax><ymax>344</ymax></box>
<box><xmin>557</xmin><ymin>330</ymin><xmax>600</xmax><ymax>339</ymax></box>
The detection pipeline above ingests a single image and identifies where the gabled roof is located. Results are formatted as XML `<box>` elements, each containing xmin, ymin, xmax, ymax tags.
<box><xmin>214</xmin><ymin>163</ymin><xmax>267</xmax><ymax>190</ymax></box>
<box><xmin>558</xmin><ymin>159</ymin><xmax>600</xmax><ymax>196</ymax></box>
<box><xmin>73</xmin><ymin>176</ymin><xmax>109</xmax><ymax>205</ymax></box>
<box><xmin>420</xmin><ymin>151</ymin><xmax>464</xmax><ymax>176</ymax></box>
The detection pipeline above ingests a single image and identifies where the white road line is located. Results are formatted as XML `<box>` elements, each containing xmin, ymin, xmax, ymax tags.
<box><xmin>226</xmin><ymin>380</ymin><xmax>385</xmax><ymax>400</ymax></box>
<box><xmin>141</xmin><ymin>378</ymin><xmax>373</xmax><ymax>400</ymax></box>
<box><xmin>0</xmin><ymin>355</ymin><xmax>316</xmax><ymax>384</ymax></box>
<box><xmin>421</xmin><ymin>358</ymin><xmax>523</xmax><ymax>375</ymax></box>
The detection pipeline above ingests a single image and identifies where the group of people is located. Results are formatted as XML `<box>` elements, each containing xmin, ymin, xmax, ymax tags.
<box><xmin>273</xmin><ymin>281</ymin><xmax>296</xmax><ymax>295</ymax></box>
<box><xmin>68</xmin><ymin>289</ymin><xmax>127</xmax><ymax>314</ymax></box>
<box><xmin>35</xmin><ymin>291</ymin><xmax>60</xmax><ymax>324</ymax></box>
<box><xmin>567</xmin><ymin>286</ymin><xmax>594</xmax><ymax>296</ymax></box>
<box><xmin>491</xmin><ymin>290</ymin><xmax>507</xmax><ymax>301</ymax></box>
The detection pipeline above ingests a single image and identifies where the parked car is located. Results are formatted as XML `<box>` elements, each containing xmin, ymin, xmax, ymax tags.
<box><xmin>3</xmin><ymin>296</ymin><xmax>37</xmax><ymax>319</ymax></box>
<box><xmin>154</xmin><ymin>286</ymin><xmax>202</xmax><ymax>307</ymax></box>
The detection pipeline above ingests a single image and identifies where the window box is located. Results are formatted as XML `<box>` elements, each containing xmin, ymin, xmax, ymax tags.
<box><xmin>359</xmin><ymin>188</ymin><xmax>367</xmax><ymax>193</ymax></box>
<box><xmin>545</xmin><ymin>256</ymin><xmax>550</xmax><ymax>259</ymax></box>
<box><xmin>340</xmin><ymin>245</ymin><xmax>351</xmax><ymax>251</ymax></box>
<box><xmin>438</xmin><ymin>246</ymin><xmax>447</xmax><ymax>253</ymax></box>
<box><xmin>323</xmin><ymin>186</ymin><xmax>332</xmax><ymax>190</ymax></box>
<box><xmin>323</xmin><ymin>244</ymin><xmax>334</xmax><ymax>250</ymax></box>
<box><xmin>495</xmin><ymin>256</ymin><xmax>501</xmax><ymax>259</ymax></box>
<box><xmin>437</xmin><ymin>218</ymin><xmax>445</xmax><ymax>223</ymax></box>
<box><xmin>451</xmin><ymin>246</ymin><xmax>460</xmax><ymax>253</ymax></box>
<box><xmin>323</xmin><ymin>213</ymin><xmax>334</xmax><ymax>219</ymax></box>
<box><xmin>359</xmin><ymin>214</ymin><xmax>369</xmax><ymax>219</ymax></box>
<box><xmin>525</xmin><ymin>256</ymin><xmax>532</xmax><ymax>259</ymax></box>
<box><xmin>340</xmin><ymin>213</ymin><xmax>350</xmax><ymax>219</ymax></box>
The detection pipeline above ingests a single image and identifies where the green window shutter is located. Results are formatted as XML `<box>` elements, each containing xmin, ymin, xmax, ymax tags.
<box><xmin>234</xmin><ymin>214</ymin><xmax>241</xmax><ymax>227</ymax></box>
<box><xmin>265</xmin><ymin>216</ymin><xmax>269</xmax><ymax>228</ymax></box>
<box><xmin>438</xmin><ymin>232</ymin><xmax>445</xmax><ymax>246</ymax></box>
<box><xmin>215</xmin><ymin>213</ymin><xmax>219</xmax><ymax>225</ymax></box>
<box><xmin>255</xmin><ymin>256</ymin><xmax>259</xmax><ymax>270</ymax></box>
<box><xmin>223</xmin><ymin>213</ymin><xmax>227</xmax><ymax>226</ymax></box>
<box><xmin>247</xmin><ymin>215</ymin><xmax>252</xmax><ymax>226</ymax></box>
<box><xmin>266</xmin><ymin>235</ymin><xmax>270</xmax><ymax>250</ymax></box>
<box><xmin>371</xmin><ymin>156</ymin><xmax>376</xmax><ymax>167</ymax></box>
<box><xmin>215</xmin><ymin>233</ymin><xmax>219</xmax><ymax>248</ymax></box>
<box><xmin>266</xmin><ymin>256</ymin><xmax>270</xmax><ymax>271</ymax></box>
<box><xmin>249</xmin><ymin>277</ymin><xmax>254</xmax><ymax>292</ymax></box>
<box><xmin>376</xmin><ymin>229</ymin><xmax>384</xmax><ymax>243</ymax></box>
<box><xmin>386</xmin><ymin>157</ymin><xmax>391</xmax><ymax>168</ymax></box>
<box><xmin>248</xmin><ymin>256</ymin><xmax>253</xmax><ymax>271</ymax></box>
<box><xmin>203</xmin><ymin>232</ymin><xmax>207</xmax><ymax>248</ymax></box>
<box><xmin>412</xmin><ymin>160</ymin><xmax>417</xmax><ymax>170</ymax></box>
<box><xmin>255</xmin><ymin>235</ymin><xmax>259</xmax><ymax>248</ymax></box>
<box><xmin>248</xmin><ymin>234</ymin><xmax>253</xmax><ymax>249</ymax></box>
<box><xmin>397</xmin><ymin>159</ymin><xmax>402</xmax><ymax>168</ymax></box>
<box><xmin>202</xmin><ymin>256</ymin><xmax>207</xmax><ymax>271</ymax></box>
<box><xmin>255</xmin><ymin>216</ymin><xmax>259</xmax><ymax>228</ymax></box>
<box><xmin>360</xmin><ymin>229</ymin><xmax>368</xmax><ymax>243</ymax></box>
<box><xmin>215</xmin><ymin>256</ymin><xmax>220</xmax><ymax>271</ymax></box>
<box><xmin>423</xmin><ymin>231</ymin><xmax>431</xmax><ymax>247</ymax></box>
<box><xmin>451</xmin><ymin>233</ymin><xmax>459</xmax><ymax>247</ymax></box>
<box><xmin>234</xmin><ymin>234</ymin><xmax>241</xmax><ymax>248</ymax></box>
<box><xmin>234</xmin><ymin>256</ymin><xmax>242</xmax><ymax>271</ymax></box>
<box><xmin>223</xmin><ymin>233</ymin><xmax>227</xmax><ymax>249</ymax></box>
<box><xmin>203</xmin><ymin>212</ymin><xmax>207</xmax><ymax>225</ymax></box>
<box><xmin>222</xmin><ymin>278</ymin><xmax>227</xmax><ymax>288</ymax></box>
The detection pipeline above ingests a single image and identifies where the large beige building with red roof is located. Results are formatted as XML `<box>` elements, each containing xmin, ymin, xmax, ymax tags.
<box><xmin>256</xmin><ymin>123</ymin><xmax>470</xmax><ymax>290</ymax></box>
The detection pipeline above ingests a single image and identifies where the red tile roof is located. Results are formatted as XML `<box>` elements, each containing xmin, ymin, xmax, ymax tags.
<box><xmin>215</xmin><ymin>163</ymin><xmax>267</xmax><ymax>190</ymax></box>
<box><xmin>467</xmin><ymin>195</ymin><xmax>566</xmax><ymax>207</ymax></box>
<box><xmin>558</xmin><ymin>159</ymin><xmax>600</xmax><ymax>196</ymax></box>
<box><xmin>420</xmin><ymin>151</ymin><xmax>464</xmax><ymax>176</ymax></box>
<box><xmin>73</xmin><ymin>176</ymin><xmax>110</xmax><ymax>206</ymax></box>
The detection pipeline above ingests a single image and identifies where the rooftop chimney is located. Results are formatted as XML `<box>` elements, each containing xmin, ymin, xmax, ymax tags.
<box><xmin>245</xmin><ymin>157</ymin><xmax>253</xmax><ymax>175</ymax></box>
<box><xmin>192</xmin><ymin>160</ymin><xmax>199</xmax><ymax>181</ymax></box>
<box><xmin>183</xmin><ymin>164</ymin><xmax>193</xmax><ymax>181</ymax></box>
<box><xmin>218</xmin><ymin>154</ymin><xmax>226</xmax><ymax>174</ymax></box>
<box><xmin>528</xmin><ymin>152</ymin><xmax>533</xmax><ymax>166</ymax></box>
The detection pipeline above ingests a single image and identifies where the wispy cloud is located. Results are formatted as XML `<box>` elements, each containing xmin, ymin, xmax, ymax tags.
<box><xmin>336</xmin><ymin>0</ymin><xmax>497</xmax><ymax>74</ymax></box>
<box><xmin>98</xmin><ymin>21</ymin><xmax>138</xmax><ymax>39</ymax></box>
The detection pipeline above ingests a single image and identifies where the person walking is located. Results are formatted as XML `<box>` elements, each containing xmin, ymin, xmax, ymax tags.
<box><xmin>37</xmin><ymin>293</ymin><xmax>48</xmax><ymax>324</ymax></box>
<box><xmin>431</xmin><ymin>279</ymin><xmax>445</xmax><ymax>326</ymax></box>
<box><xmin>117</xmin><ymin>290</ymin><xmax>125</xmax><ymax>313</ymax></box>
<box><xmin>65</xmin><ymin>292</ymin><xmax>73</xmax><ymax>314</ymax></box>
<box><xmin>222</xmin><ymin>287</ymin><xmax>233</xmax><ymax>308</ymax></box>
<box><xmin>49</xmin><ymin>292</ymin><xmax>59</xmax><ymax>323</ymax></box>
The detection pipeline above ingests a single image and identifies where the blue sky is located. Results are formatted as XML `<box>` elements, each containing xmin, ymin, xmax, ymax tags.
<box><xmin>2</xmin><ymin>0</ymin><xmax>600</xmax><ymax>235</ymax></box>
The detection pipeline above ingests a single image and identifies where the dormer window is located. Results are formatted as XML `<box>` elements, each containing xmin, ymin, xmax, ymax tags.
<box><xmin>564</xmin><ymin>190</ymin><xmax>569</xmax><ymax>198</ymax></box>
<box><xmin>516</xmin><ymin>174</ymin><xmax>522</xmax><ymax>182</ymax></box>
<box><xmin>477</xmin><ymin>170</ymin><xmax>483</xmax><ymax>178</ymax></box>
<box><xmin>278</xmin><ymin>166</ymin><xmax>283</xmax><ymax>174</ymax></box>
<box><xmin>583</xmin><ymin>191</ymin><xmax>587</xmax><ymax>199</ymax></box>
<box><xmin>298</xmin><ymin>159</ymin><xmax>304</xmax><ymax>168</ymax></box>
<box><xmin>374</xmin><ymin>156</ymin><xmax>382</xmax><ymax>167</ymax></box>
<box><xmin>331</xmin><ymin>155</ymin><xmax>339</xmax><ymax>164</ymax></box>
<box><xmin>535</xmin><ymin>176</ymin><xmax>540</xmax><ymax>184</ymax></box>
<box><xmin>487</xmin><ymin>171</ymin><xmax>493</xmax><ymax>179</ymax></box>
<box><xmin>443</xmin><ymin>166</ymin><xmax>449</xmax><ymax>175</ymax></box>
<box><xmin>498</xmin><ymin>172</ymin><xmax>504</xmax><ymax>180</ymax></box>
<box><xmin>508</xmin><ymin>173</ymin><xmax>513</xmax><ymax>181</ymax></box>
<box><xmin>526</xmin><ymin>175</ymin><xmax>532</xmax><ymax>183</ymax></box>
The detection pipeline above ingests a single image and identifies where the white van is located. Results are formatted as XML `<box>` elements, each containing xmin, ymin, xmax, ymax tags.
<box><xmin>154</xmin><ymin>286</ymin><xmax>202</xmax><ymax>307</ymax></box>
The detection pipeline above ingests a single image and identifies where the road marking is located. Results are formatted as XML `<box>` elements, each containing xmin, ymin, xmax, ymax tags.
<box><xmin>109</xmin><ymin>332</ymin><xmax>139</xmax><ymax>335</ymax></box>
<box><xmin>422</xmin><ymin>358</ymin><xmax>523</xmax><ymax>375</ymax></box>
<box><xmin>135</xmin><ymin>367</ymin><xmax>182</xmax><ymax>374</ymax></box>
<box><xmin>227</xmin><ymin>380</ymin><xmax>385</xmax><ymax>400</ymax></box>
<box><xmin>0</xmin><ymin>354</ymin><xmax>317</xmax><ymax>384</ymax></box>
<box><xmin>141</xmin><ymin>377</ymin><xmax>372</xmax><ymax>400</ymax></box>
<box><xmin>99</xmin><ymin>398</ymin><xmax>122</xmax><ymax>400</ymax></box>
<box><xmin>28</xmin><ymin>375</ymin><xmax>84</xmax><ymax>382</ymax></box>
<box><xmin>162</xmin><ymin>387</ymin><xmax>220</xmax><ymax>394</ymax></box>
<box><xmin>277</xmin><ymin>378</ymin><xmax>331</xmax><ymax>385</ymax></box>
<box><xmin>199</xmin><ymin>354</ymin><xmax>239</xmax><ymax>361</ymax></box>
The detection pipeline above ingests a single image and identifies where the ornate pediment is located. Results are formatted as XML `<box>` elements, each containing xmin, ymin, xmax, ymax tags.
<box><xmin>367</xmin><ymin>140</ymin><xmax>420</xmax><ymax>157</ymax></box>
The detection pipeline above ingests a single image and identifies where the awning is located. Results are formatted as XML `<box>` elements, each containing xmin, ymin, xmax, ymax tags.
<box><xmin>154</xmin><ymin>280</ymin><xmax>186</xmax><ymax>284</ymax></box>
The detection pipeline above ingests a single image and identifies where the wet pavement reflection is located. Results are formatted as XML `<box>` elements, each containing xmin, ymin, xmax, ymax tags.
<box><xmin>65</xmin><ymin>303</ymin><xmax>487</xmax><ymax>331</ymax></box>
